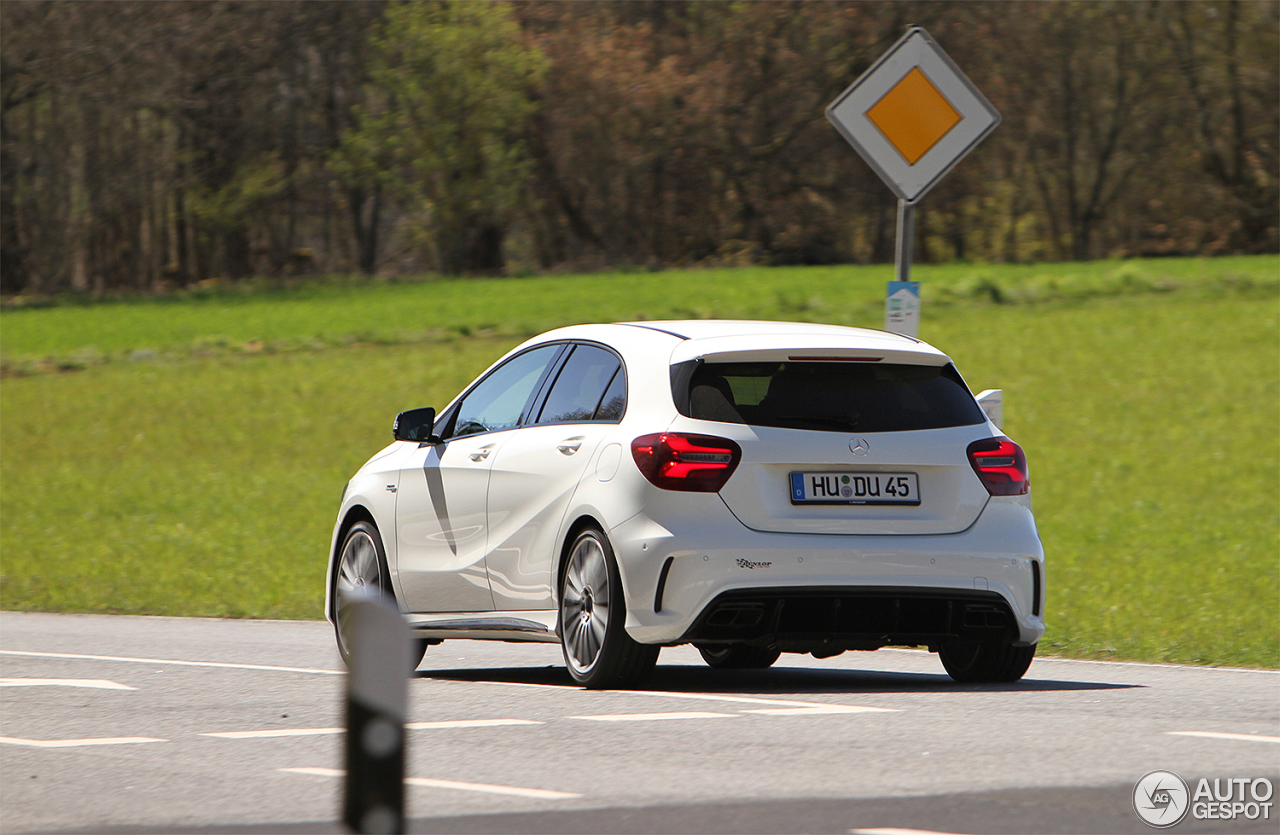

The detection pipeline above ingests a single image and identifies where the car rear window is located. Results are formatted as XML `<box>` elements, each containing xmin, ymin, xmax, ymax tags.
<box><xmin>676</xmin><ymin>361</ymin><xmax>986</xmax><ymax>433</ymax></box>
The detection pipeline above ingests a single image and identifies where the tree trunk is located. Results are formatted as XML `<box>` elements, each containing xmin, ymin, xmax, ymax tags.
<box><xmin>462</xmin><ymin>223</ymin><xmax>505</xmax><ymax>275</ymax></box>
<box><xmin>0</xmin><ymin>110</ymin><xmax>26</xmax><ymax>293</ymax></box>
<box><xmin>348</xmin><ymin>182</ymin><xmax>382</xmax><ymax>275</ymax></box>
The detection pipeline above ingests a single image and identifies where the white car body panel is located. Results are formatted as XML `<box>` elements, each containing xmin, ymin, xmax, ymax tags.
<box><xmin>394</xmin><ymin>434</ymin><xmax>500</xmax><ymax>612</ymax></box>
<box><xmin>485</xmin><ymin>421</ymin><xmax>614</xmax><ymax>609</ymax></box>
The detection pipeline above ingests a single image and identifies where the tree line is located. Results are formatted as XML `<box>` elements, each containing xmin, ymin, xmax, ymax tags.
<box><xmin>2</xmin><ymin>1</ymin><xmax>1275</xmax><ymax>294</ymax></box>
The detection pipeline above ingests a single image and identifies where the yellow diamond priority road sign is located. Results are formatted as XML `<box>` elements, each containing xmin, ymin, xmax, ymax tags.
<box><xmin>866</xmin><ymin>67</ymin><xmax>962</xmax><ymax>165</ymax></box>
<box><xmin>827</xmin><ymin>27</ymin><xmax>999</xmax><ymax>203</ymax></box>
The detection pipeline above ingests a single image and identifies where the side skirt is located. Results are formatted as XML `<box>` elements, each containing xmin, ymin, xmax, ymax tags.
<box><xmin>406</xmin><ymin>610</ymin><xmax>560</xmax><ymax>643</ymax></box>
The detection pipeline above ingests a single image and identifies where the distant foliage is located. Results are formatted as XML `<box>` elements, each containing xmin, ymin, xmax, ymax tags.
<box><xmin>1</xmin><ymin>1</ymin><xmax>1276</xmax><ymax>293</ymax></box>
<box><xmin>334</xmin><ymin>1</ymin><xmax>545</xmax><ymax>274</ymax></box>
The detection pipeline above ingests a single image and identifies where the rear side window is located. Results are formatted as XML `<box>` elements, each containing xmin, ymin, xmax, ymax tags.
<box><xmin>595</xmin><ymin>368</ymin><xmax>626</xmax><ymax>421</ymax></box>
<box><xmin>678</xmin><ymin>361</ymin><xmax>985</xmax><ymax>433</ymax></box>
<box><xmin>537</xmin><ymin>345</ymin><xmax>625</xmax><ymax>424</ymax></box>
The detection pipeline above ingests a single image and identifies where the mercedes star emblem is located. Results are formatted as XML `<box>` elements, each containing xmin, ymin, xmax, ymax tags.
<box><xmin>849</xmin><ymin>437</ymin><xmax>869</xmax><ymax>456</ymax></box>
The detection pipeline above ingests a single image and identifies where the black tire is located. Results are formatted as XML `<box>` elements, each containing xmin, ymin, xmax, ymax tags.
<box><xmin>696</xmin><ymin>644</ymin><xmax>781</xmax><ymax>670</ymax></box>
<box><xmin>938</xmin><ymin>639</ymin><xmax>1036</xmax><ymax>683</ymax></box>
<box><xmin>559</xmin><ymin>528</ymin><xmax>659</xmax><ymax>689</ymax></box>
<box><xmin>333</xmin><ymin>520</ymin><xmax>429</xmax><ymax>672</ymax></box>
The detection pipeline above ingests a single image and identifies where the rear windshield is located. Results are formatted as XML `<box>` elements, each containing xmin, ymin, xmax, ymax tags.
<box><xmin>676</xmin><ymin>361</ymin><xmax>986</xmax><ymax>433</ymax></box>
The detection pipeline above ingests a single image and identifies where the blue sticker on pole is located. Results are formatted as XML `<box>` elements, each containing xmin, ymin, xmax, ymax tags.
<box><xmin>885</xmin><ymin>281</ymin><xmax>920</xmax><ymax>338</ymax></box>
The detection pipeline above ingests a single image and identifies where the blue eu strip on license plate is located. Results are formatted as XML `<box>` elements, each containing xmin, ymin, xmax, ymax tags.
<box><xmin>790</xmin><ymin>471</ymin><xmax>920</xmax><ymax>505</ymax></box>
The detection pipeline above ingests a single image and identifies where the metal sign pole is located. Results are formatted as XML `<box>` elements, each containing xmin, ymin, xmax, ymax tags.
<box><xmin>886</xmin><ymin>199</ymin><xmax>921</xmax><ymax>337</ymax></box>
<box><xmin>895</xmin><ymin>199</ymin><xmax>915</xmax><ymax>284</ymax></box>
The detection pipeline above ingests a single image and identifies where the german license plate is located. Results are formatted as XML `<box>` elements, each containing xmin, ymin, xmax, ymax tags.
<box><xmin>789</xmin><ymin>472</ymin><xmax>920</xmax><ymax>505</ymax></box>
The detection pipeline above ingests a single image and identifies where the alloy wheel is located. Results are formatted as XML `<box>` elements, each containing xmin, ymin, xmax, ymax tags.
<box><xmin>561</xmin><ymin>534</ymin><xmax>611</xmax><ymax>675</ymax></box>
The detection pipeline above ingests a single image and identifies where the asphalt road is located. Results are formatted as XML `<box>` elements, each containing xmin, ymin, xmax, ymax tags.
<box><xmin>1</xmin><ymin>612</ymin><xmax>1276</xmax><ymax>835</ymax></box>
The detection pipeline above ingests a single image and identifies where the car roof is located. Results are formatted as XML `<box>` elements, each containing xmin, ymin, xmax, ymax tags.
<box><xmin>623</xmin><ymin>320</ymin><xmax>950</xmax><ymax>366</ymax></box>
<box><xmin>620</xmin><ymin>319</ymin><xmax>916</xmax><ymax>343</ymax></box>
<box><xmin>522</xmin><ymin>320</ymin><xmax>951</xmax><ymax>366</ymax></box>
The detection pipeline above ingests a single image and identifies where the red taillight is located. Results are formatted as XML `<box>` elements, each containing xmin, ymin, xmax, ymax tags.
<box><xmin>631</xmin><ymin>432</ymin><xmax>742</xmax><ymax>492</ymax></box>
<box><xmin>967</xmin><ymin>437</ymin><xmax>1029</xmax><ymax>496</ymax></box>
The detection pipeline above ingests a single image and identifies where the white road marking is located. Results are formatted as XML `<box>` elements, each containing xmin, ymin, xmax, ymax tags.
<box><xmin>203</xmin><ymin>718</ymin><xmax>542</xmax><ymax>739</ymax></box>
<box><xmin>0</xmin><ymin>735</ymin><xmax>166</xmax><ymax>748</ymax></box>
<box><xmin>1167</xmin><ymin>731</ymin><xmax>1280</xmax><ymax>744</ymax></box>
<box><xmin>203</xmin><ymin>728</ymin><xmax>343</xmax><ymax>739</ymax></box>
<box><xmin>406</xmin><ymin>718</ymin><xmax>543</xmax><ymax>730</ymax></box>
<box><xmin>281</xmin><ymin>767</ymin><xmax>581</xmax><ymax>800</ymax></box>
<box><xmin>745</xmin><ymin>704</ymin><xmax>894</xmax><ymax>715</ymax></box>
<box><xmin>0</xmin><ymin>649</ymin><xmax>342</xmax><ymax>676</ymax></box>
<box><xmin>572</xmin><ymin>711</ymin><xmax>738</xmax><ymax>722</ymax></box>
<box><xmin>991</xmin><ymin>652</ymin><xmax>1280</xmax><ymax>674</ymax></box>
<box><xmin>850</xmin><ymin>829</ymin><xmax>970</xmax><ymax>835</ymax></box>
<box><xmin>0</xmin><ymin>678</ymin><xmax>136</xmax><ymax>690</ymax></box>
<box><xmin>608</xmin><ymin>689</ymin><xmax>898</xmax><ymax>712</ymax></box>
<box><xmin>481</xmin><ymin>680</ymin><xmax>898</xmax><ymax>713</ymax></box>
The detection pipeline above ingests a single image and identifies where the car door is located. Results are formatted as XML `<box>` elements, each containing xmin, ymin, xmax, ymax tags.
<box><xmin>393</xmin><ymin>344</ymin><xmax>564</xmax><ymax>613</ymax></box>
<box><xmin>485</xmin><ymin>344</ymin><xmax>627</xmax><ymax>610</ymax></box>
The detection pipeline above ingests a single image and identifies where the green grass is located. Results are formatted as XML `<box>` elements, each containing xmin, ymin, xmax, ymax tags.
<box><xmin>931</xmin><ymin>296</ymin><xmax>1279</xmax><ymax>667</ymax></box>
<box><xmin>0</xmin><ymin>340</ymin><xmax>508</xmax><ymax>619</ymax></box>
<box><xmin>1</xmin><ymin>255</ymin><xmax>1277</xmax><ymax>667</ymax></box>
<box><xmin>2</xmin><ymin>255</ymin><xmax>1274</xmax><ymax>372</ymax></box>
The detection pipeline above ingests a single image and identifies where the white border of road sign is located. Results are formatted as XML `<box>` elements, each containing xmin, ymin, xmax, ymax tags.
<box><xmin>827</xmin><ymin>27</ymin><xmax>1000</xmax><ymax>203</ymax></box>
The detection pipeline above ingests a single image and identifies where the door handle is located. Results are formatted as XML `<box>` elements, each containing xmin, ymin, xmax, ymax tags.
<box><xmin>469</xmin><ymin>445</ymin><xmax>494</xmax><ymax>462</ymax></box>
<box><xmin>557</xmin><ymin>437</ymin><xmax>584</xmax><ymax>455</ymax></box>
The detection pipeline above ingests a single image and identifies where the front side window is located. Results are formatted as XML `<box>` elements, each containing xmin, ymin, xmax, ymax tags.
<box><xmin>450</xmin><ymin>345</ymin><xmax>561</xmax><ymax>438</ymax></box>
<box><xmin>679</xmin><ymin>361</ymin><xmax>985</xmax><ymax>433</ymax></box>
<box><xmin>537</xmin><ymin>345</ymin><xmax>625</xmax><ymax>424</ymax></box>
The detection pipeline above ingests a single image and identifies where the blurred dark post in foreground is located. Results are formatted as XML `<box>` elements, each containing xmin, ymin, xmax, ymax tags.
<box><xmin>341</xmin><ymin>591</ymin><xmax>410</xmax><ymax>834</ymax></box>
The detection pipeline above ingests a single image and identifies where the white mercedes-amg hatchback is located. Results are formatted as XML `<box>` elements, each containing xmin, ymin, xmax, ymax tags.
<box><xmin>326</xmin><ymin>320</ymin><xmax>1045</xmax><ymax>687</ymax></box>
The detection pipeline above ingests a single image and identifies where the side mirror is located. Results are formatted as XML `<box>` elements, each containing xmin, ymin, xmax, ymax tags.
<box><xmin>393</xmin><ymin>407</ymin><xmax>440</xmax><ymax>444</ymax></box>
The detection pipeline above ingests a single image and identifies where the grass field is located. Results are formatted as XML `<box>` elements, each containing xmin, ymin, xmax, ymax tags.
<box><xmin>2</xmin><ymin>255</ymin><xmax>1277</xmax><ymax>667</ymax></box>
<box><xmin>1</xmin><ymin>256</ymin><xmax>1270</xmax><ymax>371</ymax></box>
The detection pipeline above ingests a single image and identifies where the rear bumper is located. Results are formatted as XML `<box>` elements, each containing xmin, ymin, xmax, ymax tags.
<box><xmin>611</xmin><ymin>493</ymin><xmax>1045</xmax><ymax>648</ymax></box>
<box><xmin>679</xmin><ymin>586</ymin><xmax>1020</xmax><ymax>654</ymax></box>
